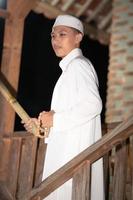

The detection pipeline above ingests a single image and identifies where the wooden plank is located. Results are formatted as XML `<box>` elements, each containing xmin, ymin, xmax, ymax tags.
<box><xmin>34</xmin><ymin>1</ymin><xmax>65</xmax><ymax>18</ymax></box>
<box><xmin>76</xmin><ymin>0</ymin><xmax>93</xmax><ymax>17</ymax></box>
<box><xmin>72</xmin><ymin>160</ymin><xmax>91</xmax><ymax>200</ymax></box>
<box><xmin>0</xmin><ymin>17</ymin><xmax>24</xmax><ymax>135</ymax></box>
<box><xmin>112</xmin><ymin>141</ymin><xmax>128</xmax><ymax>200</ymax></box>
<box><xmin>51</xmin><ymin>0</ymin><xmax>60</xmax><ymax>6</ymax></box>
<box><xmin>7</xmin><ymin>137</ymin><xmax>22</xmax><ymax>198</ymax></box>
<box><xmin>20</xmin><ymin>116</ymin><xmax>133</xmax><ymax>200</ymax></box>
<box><xmin>103</xmin><ymin>122</ymin><xmax>120</xmax><ymax>199</ymax></box>
<box><xmin>0</xmin><ymin>138</ymin><xmax>12</xmax><ymax>181</ymax></box>
<box><xmin>16</xmin><ymin>135</ymin><xmax>38</xmax><ymax>199</ymax></box>
<box><xmin>103</xmin><ymin>152</ymin><xmax>110</xmax><ymax>200</ymax></box>
<box><xmin>86</xmin><ymin>0</ymin><xmax>109</xmax><ymax>23</ymax></box>
<box><xmin>61</xmin><ymin>0</ymin><xmax>76</xmax><ymax>11</ymax></box>
<box><xmin>84</xmin><ymin>21</ymin><xmax>110</xmax><ymax>45</ymax></box>
<box><xmin>102</xmin><ymin>124</ymin><xmax>110</xmax><ymax>200</ymax></box>
<box><xmin>0</xmin><ymin>0</ymin><xmax>38</xmax><ymax>136</ymax></box>
<box><xmin>0</xmin><ymin>137</ymin><xmax>13</xmax><ymax>200</ymax></box>
<box><xmin>0</xmin><ymin>180</ymin><xmax>13</xmax><ymax>200</ymax></box>
<box><xmin>7</xmin><ymin>0</ymin><xmax>38</xmax><ymax>19</ymax></box>
<box><xmin>33</xmin><ymin>139</ymin><xmax>47</xmax><ymax>187</ymax></box>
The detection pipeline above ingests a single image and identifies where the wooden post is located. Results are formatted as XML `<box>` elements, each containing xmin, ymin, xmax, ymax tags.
<box><xmin>33</xmin><ymin>140</ymin><xmax>47</xmax><ymax>187</ymax></box>
<box><xmin>16</xmin><ymin>135</ymin><xmax>38</xmax><ymax>199</ymax></box>
<box><xmin>72</xmin><ymin>160</ymin><xmax>91</xmax><ymax>200</ymax></box>
<box><xmin>0</xmin><ymin>0</ymin><xmax>38</xmax><ymax>136</ymax></box>
<box><xmin>112</xmin><ymin>141</ymin><xmax>128</xmax><ymax>200</ymax></box>
<box><xmin>0</xmin><ymin>17</ymin><xmax>25</xmax><ymax>136</ymax></box>
<box><xmin>0</xmin><ymin>136</ymin><xmax>21</xmax><ymax>198</ymax></box>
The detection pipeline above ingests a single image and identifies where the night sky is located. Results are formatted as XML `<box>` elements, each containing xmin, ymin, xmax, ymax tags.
<box><xmin>0</xmin><ymin>11</ymin><xmax>109</xmax><ymax>131</ymax></box>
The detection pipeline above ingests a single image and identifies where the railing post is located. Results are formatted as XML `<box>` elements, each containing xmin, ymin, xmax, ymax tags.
<box><xmin>72</xmin><ymin>160</ymin><xmax>91</xmax><ymax>200</ymax></box>
<box><xmin>112</xmin><ymin>141</ymin><xmax>128</xmax><ymax>200</ymax></box>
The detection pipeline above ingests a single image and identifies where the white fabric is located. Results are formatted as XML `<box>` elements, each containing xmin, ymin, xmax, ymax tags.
<box><xmin>42</xmin><ymin>48</ymin><xmax>105</xmax><ymax>200</ymax></box>
<box><xmin>53</xmin><ymin>15</ymin><xmax>84</xmax><ymax>34</ymax></box>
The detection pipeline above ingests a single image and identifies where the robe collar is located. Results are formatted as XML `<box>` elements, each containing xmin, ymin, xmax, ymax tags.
<box><xmin>59</xmin><ymin>48</ymin><xmax>83</xmax><ymax>72</ymax></box>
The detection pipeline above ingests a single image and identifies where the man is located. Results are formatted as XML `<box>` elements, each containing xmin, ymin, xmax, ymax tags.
<box><xmin>24</xmin><ymin>15</ymin><xmax>104</xmax><ymax>200</ymax></box>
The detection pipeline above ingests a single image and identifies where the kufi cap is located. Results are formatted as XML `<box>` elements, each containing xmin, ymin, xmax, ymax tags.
<box><xmin>53</xmin><ymin>15</ymin><xmax>84</xmax><ymax>34</ymax></box>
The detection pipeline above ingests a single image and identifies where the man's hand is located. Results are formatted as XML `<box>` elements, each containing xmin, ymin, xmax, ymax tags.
<box><xmin>21</xmin><ymin>118</ymin><xmax>39</xmax><ymax>133</ymax></box>
<box><xmin>39</xmin><ymin>110</ymin><xmax>55</xmax><ymax>128</ymax></box>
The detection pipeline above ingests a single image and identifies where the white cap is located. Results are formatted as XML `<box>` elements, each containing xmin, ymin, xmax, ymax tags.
<box><xmin>53</xmin><ymin>15</ymin><xmax>84</xmax><ymax>34</ymax></box>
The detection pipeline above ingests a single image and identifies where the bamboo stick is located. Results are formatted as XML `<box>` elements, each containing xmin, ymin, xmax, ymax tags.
<box><xmin>0</xmin><ymin>78</ymin><xmax>45</xmax><ymax>138</ymax></box>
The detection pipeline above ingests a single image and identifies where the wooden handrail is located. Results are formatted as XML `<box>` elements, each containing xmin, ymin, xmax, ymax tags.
<box><xmin>20</xmin><ymin>115</ymin><xmax>133</xmax><ymax>200</ymax></box>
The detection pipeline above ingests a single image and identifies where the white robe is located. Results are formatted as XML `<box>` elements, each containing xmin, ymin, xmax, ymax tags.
<box><xmin>42</xmin><ymin>48</ymin><xmax>105</xmax><ymax>200</ymax></box>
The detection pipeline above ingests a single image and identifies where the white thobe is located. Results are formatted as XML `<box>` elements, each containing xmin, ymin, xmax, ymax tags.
<box><xmin>42</xmin><ymin>48</ymin><xmax>105</xmax><ymax>200</ymax></box>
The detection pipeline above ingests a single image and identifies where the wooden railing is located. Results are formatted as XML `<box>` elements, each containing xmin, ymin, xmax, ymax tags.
<box><xmin>19</xmin><ymin>115</ymin><xmax>133</xmax><ymax>200</ymax></box>
<box><xmin>0</xmin><ymin>133</ymin><xmax>46</xmax><ymax>200</ymax></box>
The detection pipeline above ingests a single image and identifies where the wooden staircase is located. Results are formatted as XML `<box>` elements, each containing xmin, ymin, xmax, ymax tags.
<box><xmin>19</xmin><ymin>116</ymin><xmax>133</xmax><ymax>200</ymax></box>
<box><xmin>0</xmin><ymin>116</ymin><xmax>133</xmax><ymax>200</ymax></box>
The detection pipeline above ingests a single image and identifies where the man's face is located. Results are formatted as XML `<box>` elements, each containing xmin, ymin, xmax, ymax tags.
<box><xmin>51</xmin><ymin>26</ymin><xmax>82</xmax><ymax>58</ymax></box>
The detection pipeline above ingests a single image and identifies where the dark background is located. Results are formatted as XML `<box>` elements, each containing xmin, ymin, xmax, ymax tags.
<box><xmin>0</xmin><ymin>11</ymin><xmax>109</xmax><ymax>131</ymax></box>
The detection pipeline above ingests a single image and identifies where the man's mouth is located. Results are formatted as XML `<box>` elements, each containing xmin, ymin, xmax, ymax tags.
<box><xmin>53</xmin><ymin>45</ymin><xmax>61</xmax><ymax>50</ymax></box>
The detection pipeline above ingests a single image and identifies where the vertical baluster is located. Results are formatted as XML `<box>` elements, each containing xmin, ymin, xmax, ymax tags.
<box><xmin>72</xmin><ymin>160</ymin><xmax>91</xmax><ymax>200</ymax></box>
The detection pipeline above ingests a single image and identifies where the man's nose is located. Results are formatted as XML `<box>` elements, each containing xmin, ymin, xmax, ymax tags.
<box><xmin>54</xmin><ymin>35</ymin><xmax>60</xmax><ymax>41</ymax></box>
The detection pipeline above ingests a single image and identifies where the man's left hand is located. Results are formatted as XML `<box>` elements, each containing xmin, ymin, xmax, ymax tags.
<box><xmin>38</xmin><ymin>110</ymin><xmax>55</xmax><ymax>128</ymax></box>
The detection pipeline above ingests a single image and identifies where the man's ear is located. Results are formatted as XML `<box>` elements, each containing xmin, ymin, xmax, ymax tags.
<box><xmin>76</xmin><ymin>33</ymin><xmax>83</xmax><ymax>44</ymax></box>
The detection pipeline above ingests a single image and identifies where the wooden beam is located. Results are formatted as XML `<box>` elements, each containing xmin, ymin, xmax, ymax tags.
<box><xmin>98</xmin><ymin>11</ymin><xmax>112</xmax><ymax>29</ymax></box>
<box><xmin>0</xmin><ymin>8</ymin><xmax>9</xmax><ymax>18</ymax></box>
<box><xmin>72</xmin><ymin>161</ymin><xmax>91</xmax><ymax>200</ymax></box>
<box><xmin>34</xmin><ymin>1</ymin><xmax>65</xmax><ymax>18</ymax></box>
<box><xmin>7</xmin><ymin>0</ymin><xmax>38</xmax><ymax>19</ymax></box>
<box><xmin>0</xmin><ymin>0</ymin><xmax>39</xmax><ymax>135</ymax></box>
<box><xmin>61</xmin><ymin>0</ymin><xmax>76</xmax><ymax>11</ymax></box>
<box><xmin>0</xmin><ymin>17</ymin><xmax>25</xmax><ymax>136</ymax></box>
<box><xmin>76</xmin><ymin>0</ymin><xmax>93</xmax><ymax>17</ymax></box>
<box><xmin>33</xmin><ymin>140</ymin><xmax>47</xmax><ymax>187</ymax></box>
<box><xmin>86</xmin><ymin>0</ymin><xmax>109</xmax><ymax>23</ymax></box>
<box><xmin>16</xmin><ymin>136</ymin><xmax>37</xmax><ymax>199</ymax></box>
<box><xmin>112</xmin><ymin>142</ymin><xmax>128</xmax><ymax>199</ymax></box>
<box><xmin>51</xmin><ymin>0</ymin><xmax>60</xmax><ymax>6</ymax></box>
<box><xmin>6</xmin><ymin>137</ymin><xmax>22</xmax><ymax>197</ymax></box>
<box><xmin>84</xmin><ymin>22</ymin><xmax>110</xmax><ymax>45</ymax></box>
<box><xmin>33</xmin><ymin>1</ymin><xmax>110</xmax><ymax>44</ymax></box>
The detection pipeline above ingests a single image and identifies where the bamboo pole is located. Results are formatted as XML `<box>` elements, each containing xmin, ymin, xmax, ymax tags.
<box><xmin>0</xmin><ymin>78</ymin><xmax>45</xmax><ymax>138</ymax></box>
